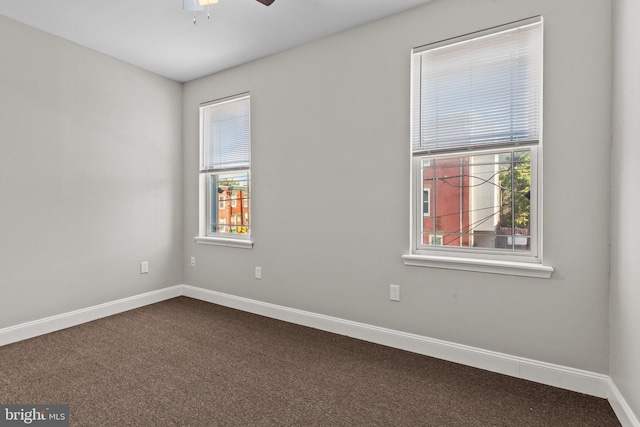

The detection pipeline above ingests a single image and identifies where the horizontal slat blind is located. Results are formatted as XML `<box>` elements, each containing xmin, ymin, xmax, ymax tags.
<box><xmin>201</xmin><ymin>94</ymin><xmax>250</xmax><ymax>172</ymax></box>
<box><xmin>412</xmin><ymin>19</ymin><xmax>541</xmax><ymax>154</ymax></box>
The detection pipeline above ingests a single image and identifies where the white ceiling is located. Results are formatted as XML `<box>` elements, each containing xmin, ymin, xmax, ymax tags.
<box><xmin>0</xmin><ymin>0</ymin><xmax>435</xmax><ymax>82</ymax></box>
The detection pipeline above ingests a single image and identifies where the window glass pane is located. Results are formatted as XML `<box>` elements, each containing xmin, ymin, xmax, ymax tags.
<box><xmin>210</xmin><ymin>171</ymin><xmax>251</xmax><ymax>236</ymax></box>
<box><xmin>201</xmin><ymin>96</ymin><xmax>250</xmax><ymax>171</ymax></box>
<box><xmin>420</xmin><ymin>149</ymin><xmax>530</xmax><ymax>251</ymax></box>
<box><xmin>412</xmin><ymin>20</ymin><xmax>541</xmax><ymax>153</ymax></box>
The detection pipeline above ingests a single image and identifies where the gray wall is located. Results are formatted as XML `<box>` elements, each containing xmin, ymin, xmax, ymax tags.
<box><xmin>183</xmin><ymin>0</ymin><xmax>612</xmax><ymax>374</ymax></box>
<box><xmin>0</xmin><ymin>16</ymin><xmax>183</xmax><ymax>328</ymax></box>
<box><xmin>611</xmin><ymin>0</ymin><xmax>640</xmax><ymax>418</ymax></box>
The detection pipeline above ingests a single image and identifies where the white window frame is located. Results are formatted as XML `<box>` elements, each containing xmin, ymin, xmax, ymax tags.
<box><xmin>403</xmin><ymin>17</ymin><xmax>553</xmax><ymax>278</ymax></box>
<box><xmin>195</xmin><ymin>93</ymin><xmax>253</xmax><ymax>249</ymax></box>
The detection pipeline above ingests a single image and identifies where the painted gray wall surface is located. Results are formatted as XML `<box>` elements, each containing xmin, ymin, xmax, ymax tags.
<box><xmin>183</xmin><ymin>0</ymin><xmax>612</xmax><ymax>373</ymax></box>
<box><xmin>0</xmin><ymin>16</ymin><xmax>183</xmax><ymax>328</ymax></box>
<box><xmin>611</xmin><ymin>0</ymin><xmax>640</xmax><ymax>417</ymax></box>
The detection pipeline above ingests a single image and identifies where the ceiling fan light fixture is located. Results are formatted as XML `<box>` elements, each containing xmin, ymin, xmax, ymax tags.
<box><xmin>183</xmin><ymin>0</ymin><xmax>218</xmax><ymax>11</ymax></box>
<box><xmin>183</xmin><ymin>0</ymin><xmax>203</xmax><ymax>12</ymax></box>
<box><xmin>183</xmin><ymin>0</ymin><xmax>219</xmax><ymax>24</ymax></box>
<box><xmin>183</xmin><ymin>0</ymin><xmax>274</xmax><ymax>23</ymax></box>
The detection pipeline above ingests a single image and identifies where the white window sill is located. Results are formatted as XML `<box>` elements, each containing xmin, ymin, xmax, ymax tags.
<box><xmin>402</xmin><ymin>254</ymin><xmax>553</xmax><ymax>279</ymax></box>
<box><xmin>195</xmin><ymin>236</ymin><xmax>253</xmax><ymax>249</ymax></box>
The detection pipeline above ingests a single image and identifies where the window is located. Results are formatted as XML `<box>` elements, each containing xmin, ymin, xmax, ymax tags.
<box><xmin>422</xmin><ymin>159</ymin><xmax>431</xmax><ymax>216</ymax></box>
<box><xmin>429</xmin><ymin>235</ymin><xmax>443</xmax><ymax>246</ymax></box>
<box><xmin>196</xmin><ymin>93</ymin><xmax>252</xmax><ymax>248</ymax></box>
<box><xmin>404</xmin><ymin>17</ymin><xmax>553</xmax><ymax>278</ymax></box>
<box><xmin>422</xmin><ymin>186</ymin><xmax>431</xmax><ymax>217</ymax></box>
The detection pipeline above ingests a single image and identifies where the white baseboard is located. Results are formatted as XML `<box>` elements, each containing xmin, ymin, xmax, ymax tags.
<box><xmin>0</xmin><ymin>286</ymin><xmax>182</xmax><ymax>347</ymax></box>
<box><xmin>608</xmin><ymin>379</ymin><xmax>640</xmax><ymax>427</ymax></box>
<box><xmin>181</xmin><ymin>285</ymin><xmax>609</xmax><ymax>398</ymax></box>
<box><xmin>1</xmin><ymin>284</ymin><xmax>637</xmax><ymax>426</ymax></box>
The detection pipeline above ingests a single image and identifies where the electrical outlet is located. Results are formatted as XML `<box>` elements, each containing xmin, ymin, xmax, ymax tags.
<box><xmin>140</xmin><ymin>261</ymin><xmax>149</xmax><ymax>274</ymax></box>
<box><xmin>190</xmin><ymin>256</ymin><xmax>196</xmax><ymax>267</ymax></box>
<box><xmin>255</xmin><ymin>266</ymin><xmax>262</xmax><ymax>280</ymax></box>
<box><xmin>390</xmin><ymin>284</ymin><xmax>400</xmax><ymax>301</ymax></box>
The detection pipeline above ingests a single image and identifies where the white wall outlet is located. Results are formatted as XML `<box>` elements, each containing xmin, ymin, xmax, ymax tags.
<box><xmin>140</xmin><ymin>261</ymin><xmax>149</xmax><ymax>274</ymax></box>
<box><xmin>255</xmin><ymin>266</ymin><xmax>262</xmax><ymax>280</ymax></box>
<box><xmin>190</xmin><ymin>256</ymin><xmax>196</xmax><ymax>267</ymax></box>
<box><xmin>390</xmin><ymin>284</ymin><xmax>400</xmax><ymax>301</ymax></box>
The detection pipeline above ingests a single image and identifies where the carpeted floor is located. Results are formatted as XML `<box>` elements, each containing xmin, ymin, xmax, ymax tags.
<box><xmin>0</xmin><ymin>297</ymin><xmax>621</xmax><ymax>426</ymax></box>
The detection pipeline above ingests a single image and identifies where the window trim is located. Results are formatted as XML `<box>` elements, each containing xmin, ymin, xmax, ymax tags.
<box><xmin>196</xmin><ymin>93</ymin><xmax>253</xmax><ymax>249</ymax></box>
<box><xmin>195</xmin><ymin>236</ymin><xmax>254</xmax><ymax>249</ymax></box>
<box><xmin>402</xmin><ymin>253</ymin><xmax>553</xmax><ymax>278</ymax></box>
<box><xmin>406</xmin><ymin>17</ymin><xmax>553</xmax><ymax>278</ymax></box>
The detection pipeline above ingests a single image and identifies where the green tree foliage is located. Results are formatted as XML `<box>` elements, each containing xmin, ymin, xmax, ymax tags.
<box><xmin>499</xmin><ymin>151</ymin><xmax>530</xmax><ymax>229</ymax></box>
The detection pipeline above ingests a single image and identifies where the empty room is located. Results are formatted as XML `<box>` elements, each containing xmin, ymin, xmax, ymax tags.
<box><xmin>0</xmin><ymin>0</ymin><xmax>638</xmax><ymax>425</ymax></box>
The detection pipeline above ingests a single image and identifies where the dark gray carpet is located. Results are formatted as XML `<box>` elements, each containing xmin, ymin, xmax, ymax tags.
<box><xmin>0</xmin><ymin>297</ymin><xmax>621</xmax><ymax>426</ymax></box>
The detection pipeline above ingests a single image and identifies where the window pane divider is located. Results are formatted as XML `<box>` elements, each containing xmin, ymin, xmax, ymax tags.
<box><xmin>412</xmin><ymin>140</ymin><xmax>539</xmax><ymax>157</ymax></box>
<box><xmin>200</xmin><ymin>166</ymin><xmax>250</xmax><ymax>174</ymax></box>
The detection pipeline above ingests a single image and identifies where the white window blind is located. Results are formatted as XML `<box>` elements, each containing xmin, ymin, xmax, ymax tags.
<box><xmin>201</xmin><ymin>94</ymin><xmax>251</xmax><ymax>172</ymax></box>
<box><xmin>412</xmin><ymin>18</ymin><xmax>542</xmax><ymax>154</ymax></box>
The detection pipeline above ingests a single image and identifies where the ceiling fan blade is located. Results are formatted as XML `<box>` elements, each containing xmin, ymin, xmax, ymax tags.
<box><xmin>256</xmin><ymin>0</ymin><xmax>276</xmax><ymax>5</ymax></box>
